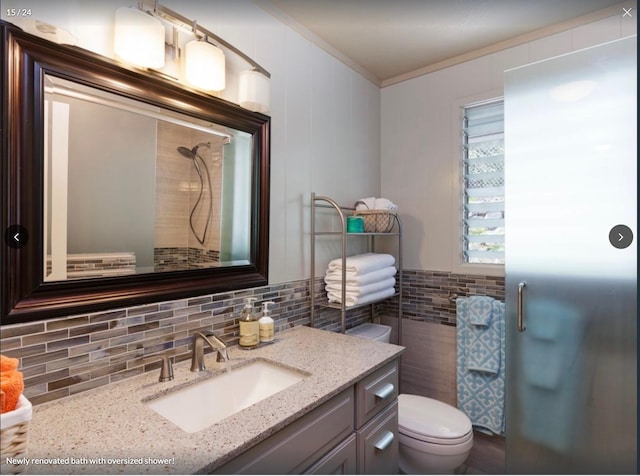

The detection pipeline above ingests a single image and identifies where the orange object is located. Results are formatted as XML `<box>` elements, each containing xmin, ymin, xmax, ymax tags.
<box><xmin>1</xmin><ymin>355</ymin><xmax>24</xmax><ymax>414</ymax></box>
<box><xmin>1</xmin><ymin>354</ymin><xmax>19</xmax><ymax>372</ymax></box>
<box><xmin>1</xmin><ymin>369</ymin><xmax>24</xmax><ymax>413</ymax></box>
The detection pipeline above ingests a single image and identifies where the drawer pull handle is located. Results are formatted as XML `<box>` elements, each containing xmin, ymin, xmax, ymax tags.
<box><xmin>374</xmin><ymin>431</ymin><xmax>394</xmax><ymax>451</ymax></box>
<box><xmin>374</xmin><ymin>383</ymin><xmax>395</xmax><ymax>400</ymax></box>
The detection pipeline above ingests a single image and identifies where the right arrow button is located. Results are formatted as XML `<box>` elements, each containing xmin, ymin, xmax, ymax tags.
<box><xmin>609</xmin><ymin>224</ymin><xmax>633</xmax><ymax>249</ymax></box>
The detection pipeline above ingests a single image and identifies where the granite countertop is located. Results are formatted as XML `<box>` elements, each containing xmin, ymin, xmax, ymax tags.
<box><xmin>22</xmin><ymin>326</ymin><xmax>404</xmax><ymax>475</ymax></box>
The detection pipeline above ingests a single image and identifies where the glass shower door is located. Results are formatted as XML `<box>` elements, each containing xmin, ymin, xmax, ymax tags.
<box><xmin>504</xmin><ymin>36</ymin><xmax>637</xmax><ymax>474</ymax></box>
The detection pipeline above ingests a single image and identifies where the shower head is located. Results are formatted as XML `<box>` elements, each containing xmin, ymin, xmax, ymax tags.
<box><xmin>176</xmin><ymin>142</ymin><xmax>214</xmax><ymax>247</ymax></box>
<box><xmin>177</xmin><ymin>146</ymin><xmax>196</xmax><ymax>160</ymax></box>
<box><xmin>177</xmin><ymin>142</ymin><xmax>212</xmax><ymax>160</ymax></box>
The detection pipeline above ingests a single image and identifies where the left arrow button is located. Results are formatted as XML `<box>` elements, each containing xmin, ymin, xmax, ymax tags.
<box><xmin>5</xmin><ymin>225</ymin><xmax>29</xmax><ymax>249</ymax></box>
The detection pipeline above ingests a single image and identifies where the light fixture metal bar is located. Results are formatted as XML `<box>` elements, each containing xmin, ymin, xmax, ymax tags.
<box><xmin>139</xmin><ymin>0</ymin><xmax>271</xmax><ymax>78</ymax></box>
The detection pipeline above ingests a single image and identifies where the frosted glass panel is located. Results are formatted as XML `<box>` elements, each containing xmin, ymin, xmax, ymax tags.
<box><xmin>505</xmin><ymin>39</ymin><xmax>636</xmax><ymax>280</ymax></box>
<box><xmin>505</xmin><ymin>37</ymin><xmax>637</xmax><ymax>474</ymax></box>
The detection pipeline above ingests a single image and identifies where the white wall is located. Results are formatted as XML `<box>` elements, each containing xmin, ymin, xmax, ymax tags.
<box><xmin>8</xmin><ymin>2</ymin><xmax>633</xmax><ymax>284</ymax></box>
<box><xmin>164</xmin><ymin>1</ymin><xmax>382</xmax><ymax>283</ymax></box>
<box><xmin>381</xmin><ymin>12</ymin><xmax>636</xmax><ymax>276</ymax></box>
<box><xmin>2</xmin><ymin>0</ymin><xmax>382</xmax><ymax>284</ymax></box>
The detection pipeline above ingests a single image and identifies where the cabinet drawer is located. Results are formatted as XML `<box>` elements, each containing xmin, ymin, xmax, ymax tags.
<box><xmin>356</xmin><ymin>359</ymin><xmax>399</xmax><ymax>428</ymax></box>
<box><xmin>212</xmin><ymin>388</ymin><xmax>354</xmax><ymax>474</ymax></box>
<box><xmin>305</xmin><ymin>434</ymin><xmax>357</xmax><ymax>475</ymax></box>
<box><xmin>357</xmin><ymin>400</ymin><xmax>399</xmax><ymax>475</ymax></box>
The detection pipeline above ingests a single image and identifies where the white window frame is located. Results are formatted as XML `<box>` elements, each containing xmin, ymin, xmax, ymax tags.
<box><xmin>451</xmin><ymin>92</ymin><xmax>505</xmax><ymax>277</ymax></box>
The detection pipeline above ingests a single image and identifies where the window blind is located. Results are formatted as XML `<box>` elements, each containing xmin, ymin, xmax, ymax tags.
<box><xmin>462</xmin><ymin>100</ymin><xmax>505</xmax><ymax>264</ymax></box>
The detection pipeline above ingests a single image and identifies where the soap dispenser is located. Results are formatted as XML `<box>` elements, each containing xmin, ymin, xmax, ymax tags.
<box><xmin>259</xmin><ymin>301</ymin><xmax>275</xmax><ymax>343</ymax></box>
<box><xmin>238</xmin><ymin>297</ymin><xmax>259</xmax><ymax>348</ymax></box>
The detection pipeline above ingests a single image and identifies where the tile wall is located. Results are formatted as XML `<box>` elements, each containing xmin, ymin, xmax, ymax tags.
<box><xmin>153</xmin><ymin>247</ymin><xmax>221</xmax><ymax>272</ymax></box>
<box><xmin>0</xmin><ymin>270</ymin><xmax>503</xmax><ymax>407</ymax></box>
<box><xmin>380</xmin><ymin>269</ymin><xmax>505</xmax><ymax>406</ymax></box>
<box><xmin>382</xmin><ymin>269</ymin><xmax>505</xmax><ymax>325</ymax></box>
<box><xmin>46</xmin><ymin>252</ymin><xmax>137</xmax><ymax>279</ymax></box>
<box><xmin>0</xmin><ymin>279</ymin><xmax>370</xmax><ymax>407</ymax></box>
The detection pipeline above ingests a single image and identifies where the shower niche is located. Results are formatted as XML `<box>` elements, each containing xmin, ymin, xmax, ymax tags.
<box><xmin>1</xmin><ymin>20</ymin><xmax>270</xmax><ymax>324</ymax></box>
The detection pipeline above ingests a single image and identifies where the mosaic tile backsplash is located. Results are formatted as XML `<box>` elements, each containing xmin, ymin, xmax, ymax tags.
<box><xmin>0</xmin><ymin>269</ymin><xmax>503</xmax><ymax>406</ymax></box>
<box><xmin>46</xmin><ymin>252</ymin><xmax>137</xmax><ymax>279</ymax></box>
<box><xmin>153</xmin><ymin>247</ymin><xmax>221</xmax><ymax>272</ymax></box>
<box><xmin>382</xmin><ymin>270</ymin><xmax>505</xmax><ymax>325</ymax></box>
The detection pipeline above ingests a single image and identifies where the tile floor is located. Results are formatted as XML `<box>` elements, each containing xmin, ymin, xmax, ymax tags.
<box><xmin>456</xmin><ymin>431</ymin><xmax>506</xmax><ymax>474</ymax></box>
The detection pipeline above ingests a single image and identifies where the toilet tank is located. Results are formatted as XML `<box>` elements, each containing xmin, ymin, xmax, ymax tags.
<box><xmin>345</xmin><ymin>323</ymin><xmax>391</xmax><ymax>343</ymax></box>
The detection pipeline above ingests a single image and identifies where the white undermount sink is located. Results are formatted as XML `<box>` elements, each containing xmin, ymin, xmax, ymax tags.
<box><xmin>146</xmin><ymin>359</ymin><xmax>307</xmax><ymax>433</ymax></box>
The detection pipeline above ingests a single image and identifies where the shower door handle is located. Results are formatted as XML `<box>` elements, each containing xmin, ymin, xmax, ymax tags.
<box><xmin>517</xmin><ymin>281</ymin><xmax>526</xmax><ymax>332</ymax></box>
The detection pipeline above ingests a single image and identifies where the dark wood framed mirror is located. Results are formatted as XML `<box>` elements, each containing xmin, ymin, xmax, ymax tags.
<box><xmin>1</xmin><ymin>21</ymin><xmax>270</xmax><ymax>325</ymax></box>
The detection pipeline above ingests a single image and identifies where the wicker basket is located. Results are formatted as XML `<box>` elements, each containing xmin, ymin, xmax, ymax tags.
<box><xmin>353</xmin><ymin>209</ymin><xmax>394</xmax><ymax>233</ymax></box>
<box><xmin>1</xmin><ymin>395</ymin><xmax>32</xmax><ymax>475</ymax></box>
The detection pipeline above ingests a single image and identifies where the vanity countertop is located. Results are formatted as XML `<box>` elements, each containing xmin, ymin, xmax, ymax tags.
<box><xmin>22</xmin><ymin>326</ymin><xmax>404</xmax><ymax>474</ymax></box>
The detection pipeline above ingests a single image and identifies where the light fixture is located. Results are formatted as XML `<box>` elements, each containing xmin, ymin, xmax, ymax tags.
<box><xmin>111</xmin><ymin>1</ymin><xmax>269</xmax><ymax>99</ymax></box>
<box><xmin>184</xmin><ymin>39</ymin><xmax>226</xmax><ymax>92</ymax></box>
<box><xmin>239</xmin><ymin>69</ymin><xmax>270</xmax><ymax>114</ymax></box>
<box><xmin>114</xmin><ymin>6</ymin><xmax>165</xmax><ymax>69</ymax></box>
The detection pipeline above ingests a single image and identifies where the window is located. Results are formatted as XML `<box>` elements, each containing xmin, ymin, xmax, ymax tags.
<box><xmin>462</xmin><ymin>99</ymin><xmax>504</xmax><ymax>264</ymax></box>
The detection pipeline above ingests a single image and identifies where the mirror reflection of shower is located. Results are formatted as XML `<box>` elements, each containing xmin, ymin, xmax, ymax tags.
<box><xmin>177</xmin><ymin>142</ymin><xmax>213</xmax><ymax>246</ymax></box>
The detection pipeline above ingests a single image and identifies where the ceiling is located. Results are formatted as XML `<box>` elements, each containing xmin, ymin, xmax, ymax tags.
<box><xmin>260</xmin><ymin>0</ymin><xmax>631</xmax><ymax>85</ymax></box>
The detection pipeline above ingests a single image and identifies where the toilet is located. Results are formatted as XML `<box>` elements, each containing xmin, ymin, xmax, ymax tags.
<box><xmin>397</xmin><ymin>394</ymin><xmax>473</xmax><ymax>474</ymax></box>
<box><xmin>346</xmin><ymin>323</ymin><xmax>473</xmax><ymax>474</ymax></box>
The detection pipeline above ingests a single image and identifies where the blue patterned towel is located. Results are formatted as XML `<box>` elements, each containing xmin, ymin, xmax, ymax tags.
<box><xmin>459</xmin><ymin>297</ymin><xmax>501</xmax><ymax>374</ymax></box>
<box><xmin>467</xmin><ymin>296</ymin><xmax>494</xmax><ymax>326</ymax></box>
<box><xmin>456</xmin><ymin>296</ymin><xmax>505</xmax><ymax>435</ymax></box>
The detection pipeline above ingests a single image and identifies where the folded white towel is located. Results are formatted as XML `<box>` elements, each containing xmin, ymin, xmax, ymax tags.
<box><xmin>327</xmin><ymin>286</ymin><xmax>396</xmax><ymax>307</ymax></box>
<box><xmin>324</xmin><ymin>266</ymin><xmax>397</xmax><ymax>286</ymax></box>
<box><xmin>326</xmin><ymin>277</ymin><xmax>396</xmax><ymax>296</ymax></box>
<box><xmin>327</xmin><ymin>253</ymin><xmax>395</xmax><ymax>276</ymax></box>
<box><xmin>355</xmin><ymin>197</ymin><xmax>376</xmax><ymax>210</ymax></box>
<box><xmin>374</xmin><ymin>198</ymin><xmax>398</xmax><ymax>211</ymax></box>
<box><xmin>355</xmin><ymin>197</ymin><xmax>398</xmax><ymax>211</ymax></box>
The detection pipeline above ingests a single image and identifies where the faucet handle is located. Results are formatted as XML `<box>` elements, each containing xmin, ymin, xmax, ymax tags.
<box><xmin>158</xmin><ymin>355</ymin><xmax>174</xmax><ymax>382</ymax></box>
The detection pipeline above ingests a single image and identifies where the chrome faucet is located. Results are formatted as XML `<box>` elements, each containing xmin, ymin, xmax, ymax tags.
<box><xmin>158</xmin><ymin>354</ymin><xmax>174</xmax><ymax>382</ymax></box>
<box><xmin>190</xmin><ymin>331</ymin><xmax>229</xmax><ymax>371</ymax></box>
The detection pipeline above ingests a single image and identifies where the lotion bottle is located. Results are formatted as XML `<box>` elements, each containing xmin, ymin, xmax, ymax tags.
<box><xmin>238</xmin><ymin>297</ymin><xmax>259</xmax><ymax>348</ymax></box>
<box><xmin>259</xmin><ymin>301</ymin><xmax>275</xmax><ymax>343</ymax></box>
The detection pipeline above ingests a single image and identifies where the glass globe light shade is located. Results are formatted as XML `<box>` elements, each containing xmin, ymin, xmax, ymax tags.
<box><xmin>239</xmin><ymin>70</ymin><xmax>270</xmax><ymax>114</ymax></box>
<box><xmin>184</xmin><ymin>40</ymin><xmax>226</xmax><ymax>92</ymax></box>
<box><xmin>114</xmin><ymin>7</ymin><xmax>165</xmax><ymax>69</ymax></box>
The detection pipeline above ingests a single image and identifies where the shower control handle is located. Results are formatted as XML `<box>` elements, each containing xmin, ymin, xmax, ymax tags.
<box><xmin>517</xmin><ymin>282</ymin><xmax>526</xmax><ymax>332</ymax></box>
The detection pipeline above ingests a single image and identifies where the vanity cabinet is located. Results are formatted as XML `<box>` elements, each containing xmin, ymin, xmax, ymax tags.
<box><xmin>356</xmin><ymin>359</ymin><xmax>399</xmax><ymax>426</ymax></box>
<box><xmin>355</xmin><ymin>360</ymin><xmax>400</xmax><ymax>475</ymax></box>
<box><xmin>212</xmin><ymin>358</ymin><xmax>399</xmax><ymax>474</ymax></box>
<box><xmin>306</xmin><ymin>434</ymin><xmax>357</xmax><ymax>474</ymax></box>
<box><xmin>211</xmin><ymin>388</ymin><xmax>355</xmax><ymax>474</ymax></box>
<box><xmin>357</xmin><ymin>401</ymin><xmax>399</xmax><ymax>475</ymax></box>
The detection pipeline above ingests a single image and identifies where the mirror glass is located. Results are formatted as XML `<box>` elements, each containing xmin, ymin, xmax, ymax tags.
<box><xmin>43</xmin><ymin>74</ymin><xmax>252</xmax><ymax>281</ymax></box>
<box><xmin>2</xmin><ymin>22</ymin><xmax>269</xmax><ymax>324</ymax></box>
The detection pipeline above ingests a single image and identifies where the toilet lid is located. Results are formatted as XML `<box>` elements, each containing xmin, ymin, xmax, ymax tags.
<box><xmin>398</xmin><ymin>394</ymin><xmax>472</xmax><ymax>444</ymax></box>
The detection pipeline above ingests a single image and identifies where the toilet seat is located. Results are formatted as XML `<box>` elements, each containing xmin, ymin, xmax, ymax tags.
<box><xmin>398</xmin><ymin>394</ymin><xmax>473</xmax><ymax>445</ymax></box>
